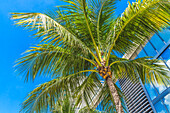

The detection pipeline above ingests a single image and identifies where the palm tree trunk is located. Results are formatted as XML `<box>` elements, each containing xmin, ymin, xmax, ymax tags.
<box><xmin>106</xmin><ymin>77</ymin><xmax>124</xmax><ymax>113</ymax></box>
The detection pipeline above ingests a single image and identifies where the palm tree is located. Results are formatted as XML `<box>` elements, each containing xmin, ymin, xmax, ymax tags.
<box><xmin>12</xmin><ymin>0</ymin><xmax>170</xmax><ymax>112</ymax></box>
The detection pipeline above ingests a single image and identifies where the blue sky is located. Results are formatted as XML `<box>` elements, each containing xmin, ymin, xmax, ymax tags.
<box><xmin>0</xmin><ymin>0</ymin><xmax>132</xmax><ymax>113</ymax></box>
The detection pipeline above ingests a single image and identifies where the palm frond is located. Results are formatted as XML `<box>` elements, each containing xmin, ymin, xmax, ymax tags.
<box><xmin>110</xmin><ymin>57</ymin><xmax>170</xmax><ymax>85</ymax></box>
<box><xmin>20</xmin><ymin>71</ymin><xmax>89</xmax><ymax>113</ymax></box>
<box><xmin>74</xmin><ymin>72</ymin><xmax>102</xmax><ymax>108</ymax></box>
<box><xmin>106</xmin><ymin>0</ymin><xmax>170</xmax><ymax>65</ymax></box>
<box><xmin>15</xmin><ymin>44</ymin><xmax>95</xmax><ymax>81</ymax></box>
<box><xmin>52</xmin><ymin>95</ymin><xmax>75</xmax><ymax>113</ymax></box>
<box><xmin>11</xmin><ymin>12</ymin><xmax>90</xmax><ymax>53</ymax></box>
<box><xmin>60</xmin><ymin>0</ymin><xmax>101</xmax><ymax>62</ymax></box>
<box><xmin>11</xmin><ymin>8</ymin><xmax>102</xmax><ymax>65</ymax></box>
<box><xmin>57</xmin><ymin>0</ymin><xmax>118</xmax><ymax>64</ymax></box>
<box><xmin>95</xmin><ymin>0</ymin><xmax>116</xmax><ymax>50</ymax></box>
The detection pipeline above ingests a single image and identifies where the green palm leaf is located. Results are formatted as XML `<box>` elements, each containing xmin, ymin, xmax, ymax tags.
<box><xmin>11</xmin><ymin>12</ymin><xmax>89</xmax><ymax>51</ymax></box>
<box><xmin>109</xmin><ymin>56</ymin><xmax>169</xmax><ymax>85</ymax></box>
<box><xmin>20</xmin><ymin>71</ymin><xmax>93</xmax><ymax>113</ymax></box>
<box><xmin>15</xmin><ymin>44</ymin><xmax>96</xmax><ymax>81</ymax></box>
<box><xmin>74</xmin><ymin>72</ymin><xmax>102</xmax><ymax>107</ymax></box>
<box><xmin>52</xmin><ymin>95</ymin><xmax>76</xmax><ymax>113</ymax></box>
<box><xmin>106</xmin><ymin>0</ymin><xmax>170</xmax><ymax>65</ymax></box>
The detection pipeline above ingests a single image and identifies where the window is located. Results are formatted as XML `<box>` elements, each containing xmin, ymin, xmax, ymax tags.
<box><xmin>144</xmin><ymin>42</ymin><xmax>157</xmax><ymax>56</ymax></box>
<box><xmin>163</xmin><ymin>94</ymin><xmax>170</xmax><ymax>112</ymax></box>
<box><xmin>137</xmin><ymin>49</ymin><xmax>147</xmax><ymax>58</ymax></box>
<box><xmin>160</xmin><ymin>46</ymin><xmax>170</xmax><ymax>68</ymax></box>
<box><xmin>144</xmin><ymin>83</ymin><xmax>158</xmax><ymax>100</ymax></box>
<box><xmin>159</xmin><ymin>46</ymin><xmax>170</xmax><ymax>87</ymax></box>
<box><xmin>154</xmin><ymin>100</ymin><xmax>168</xmax><ymax>113</ymax></box>
<box><xmin>152</xmin><ymin>82</ymin><xmax>167</xmax><ymax>94</ymax></box>
<box><xmin>159</xmin><ymin>29</ymin><xmax>170</xmax><ymax>43</ymax></box>
<box><xmin>150</xmin><ymin>34</ymin><xmax>165</xmax><ymax>52</ymax></box>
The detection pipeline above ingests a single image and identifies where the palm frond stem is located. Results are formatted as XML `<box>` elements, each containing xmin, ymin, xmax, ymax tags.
<box><xmin>82</xmin><ymin>0</ymin><xmax>101</xmax><ymax>64</ymax></box>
